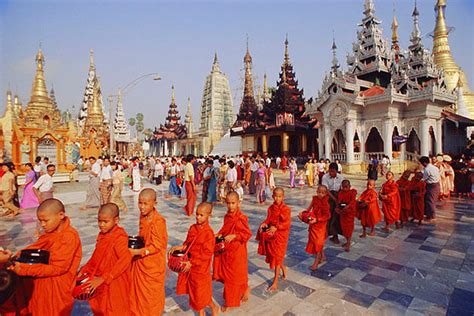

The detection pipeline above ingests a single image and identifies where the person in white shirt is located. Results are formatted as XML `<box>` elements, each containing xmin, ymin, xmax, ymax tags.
<box><xmin>99</xmin><ymin>157</ymin><xmax>113</xmax><ymax>204</ymax></box>
<box><xmin>34</xmin><ymin>156</ymin><xmax>43</xmax><ymax>178</ymax></box>
<box><xmin>225</xmin><ymin>160</ymin><xmax>238</xmax><ymax>192</ymax></box>
<box><xmin>40</xmin><ymin>157</ymin><xmax>49</xmax><ymax>175</ymax></box>
<box><xmin>420</xmin><ymin>156</ymin><xmax>440</xmax><ymax>221</ymax></box>
<box><xmin>81</xmin><ymin>156</ymin><xmax>101</xmax><ymax>209</ymax></box>
<box><xmin>276</xmin><ymin>156</ymin><xmax>281</xmax><ymax>169</ymax></box>
<box><xmin>321</xmin><ymin>162</ymin><xmax>345</xmax><ymax>244</ymax></box>
<box><xmin>154</xmin><ymin>159</ymin><xmax>164</xmax><ymax>185</ymax></box>
<box><xmin>77</xmin><ymin>156</ymin><xmax>84</xmax><ymax>172</ymax></box>
<box><xmin>265</xmin><ymin>157</ymin><xmax>271</xmax><ymax>168</ymax></box>
<box><xmin>33</xmin><ymin>164</ymin><xmax>55</xmax><ymax>203</ymax></box>
<box><xmin>248</xmin><ymin>157</ymin><xmax>259</xmax><ymax>194</ymax></box>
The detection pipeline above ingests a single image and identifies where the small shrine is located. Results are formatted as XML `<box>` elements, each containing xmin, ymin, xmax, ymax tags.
<box><xmin>231</xmin><ymin>38</ymin><xmax>318</xmax><ymax>156</ymax></box>
<box><xmin>113</xmin><ymin>90</ymin><xmax>131</xmax><ymax>157</ymax></box>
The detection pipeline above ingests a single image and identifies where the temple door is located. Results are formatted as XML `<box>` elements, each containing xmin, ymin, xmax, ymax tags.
<box><xmin>37</xmin><ymin>137</ymin><xmax>58</xmax><ymax>164</ymax></box>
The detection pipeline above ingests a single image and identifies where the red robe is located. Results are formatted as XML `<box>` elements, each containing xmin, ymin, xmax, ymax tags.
<box><xmin>131</xmin><ymin>210</ymin><xmax>168</xmax><ymax>316</ymax></box>
<box><xmin>213</xmin><ymin>210</ymin><xmax>252</xmax><ymax>307</ymax></box>
<box><xmin>1</xmin><ymin>217</ymin><xmax>82</xmax><ymax>316</ymax></box>
<box><xmin>176</xmin><ymin>223</ymin><xmax>215</xmax><ymax>311</ymax></box>
<box><xmin>256</xmin><ymin>202</ymin><xmax>291</xmax><ymax>268</ymax></box>
<box><xmin>358</xmin><ymin>189</ymin><xmax>382</xmax><ymax>227</ymax></box>
<box><xmin>306</xmin><ymin>195</ymin><xmax>331</xmax><ymax>254</ymax></box>
<box><xmin>380</xmin><ymin>180</ymin><xmax>401</xmax><ymax>225</ymax></box>
<box><xmin>82</xmin><ymin>225</ymin><xmax>132</xmax><ymax>316</ymax></box>
<box><xmin>410</xmin><ymin>180</ymin><xmax>426</xmax><ymax>220</ymax></box>
<box><xmin>396</xmin><ymin>178</ymin><xmax>412</xmax><ymax>223</ymax></box>
<box><xmin>337</xmin><ymin>189</ymin><xmax>357</xmax><ymax>239</ymax></box>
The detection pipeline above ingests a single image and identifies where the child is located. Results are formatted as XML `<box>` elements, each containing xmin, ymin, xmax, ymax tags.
<box><xmin>358</xmin><ymin>180</ymin><xmax>382</xmax><ymax>237</ymax></box>
<box><xmin>256</xmin><ymin>187</ymin><xmax>291</xmax><ymax>291</ymax></box>
<box><xmin>299</xmin><ymin>185</ymin><xmax>331</xmax><ymax>271</ymax></box>
<box><xmin>130</xmin><ymin>189</ymin><xmax>168</xmax><ymax>315</ymax></box>
<box><xmin>80</xmin><ymin>203</ymin><xmax>132</xmax><ymax>315</ymax></box>
<box><xmin>336</xmin><ymin>180</ymin><xmax>357</xmax><ymax>252</ymax></box>
<box><xmin>173</xmin><ymin>202</ymin><xmax>219</xmax><ymax>316</ymax></box>
<box><xmin>396</xmin><ymin>171</ymin><xmax>412</xmax><ymax>226</ymax></box>
<box><xmin>410</xmin><ymin>172</ymin><xmax>426</xmax><ymax>225</ymax></box>
<box><xmin>5</xmin><ymin>199</ymin><xmax>82</xmax><ymax>315</ymax></box>
<box><xmin>379</xmin><ymin>171</ymin><xmax>401</xmax><ymax>232</ymax></box>
<box><xmin>297</xmin><ymin>170</ymin><xmax>305</xmax><ymax>188</ymax></box>
<box><xmin>111</xmin><ymin>161</ymin><xmax>128</xmax><ymax>212</ymax></box>
<box><xmin>213</xmin><ymin>192</ymin><xmax>252</xmax><ymax>312</ymax></box>
<box><xmin>235</xmin><ymin>182</ymin><xmax>244</xmax><ymax>201</ymax></box>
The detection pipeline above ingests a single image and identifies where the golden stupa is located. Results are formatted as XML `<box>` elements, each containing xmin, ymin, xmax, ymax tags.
<box><xmin>432</xmin><ymin>0</ymin><xmax>474</xmax><ymax>118</ymax></box>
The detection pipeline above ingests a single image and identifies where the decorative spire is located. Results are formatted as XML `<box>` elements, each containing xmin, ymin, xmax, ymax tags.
<box><xmin>89</xmin><ymin>49</ymin><xmax>95</xmax><ymax>70</ymax></box>
<box><xmin>243</xmin><ymin>41</ymin><xmax>254</xmax><ymax>98</ymax></box>
<box><xmin>331</xmin><ymin>35</ymin><xmax>340</xmax><ymax>75</ymax></box>
<box><xmin>364</xmin><ymin>0</ymin><xmax>375</xmax><ymax>18</ymax></box>
<box><xmin>410</xmin><ymin>0</ymin><xmax>422</xmax><ymax>47</ymax></box>
<box><xmin>171</xmin><ymin>85</ymin><xmax>175</xmax><ymax>104</ymax></box>
<box><xmin>184</xmin><ymin>97</ymin><xmax>194</xmax><ymax>137</ymax></box>
<box><xmin>211</xmin><ymin>52</ymin><xmax>221</xmax><ymax>73</ymax></box>
<box><xmin>113</xmin><ymin>89</ymin><xmax>131</xmax><ymax>142</ymax></box>
<box><xmin>30</xmin><ymin>46</ymin><xmax>50</xmax><ymax>104</ymax></box>
<box><xmin>284</xmin><ymin>34</ymin><xmax>290</xmax><ymax>65</ymax></box>
<box><xmin>50</xmin><ymin>86</ymin><xmax>58</xmax><ymax>110</ymax></box>
<box><xmin>432</xmin><ymin>0</ymin><xmax>458</xmax><ymax>72</ymax></box>
<box><xmin>391</xmin><ymin>5</ymin><xmax>399</xmax><ymax>45</ymax></box>
<box><xmin>6</xmin><ymin>91</ymin><xmax>12</xmax><ymax>111</ymax></box>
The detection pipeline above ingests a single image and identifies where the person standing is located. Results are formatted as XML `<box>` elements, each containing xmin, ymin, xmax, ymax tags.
<box><xmin>168</xmin><ymin>158</ymin><xmax>181</xmax><ymax>196</ymax></box>
<box><xmin>183</xmin><ymin>154</ymin><xmax>197</xmax><ymax>216</ymax></box>
<box><xmin>81</xmin><ymin>157</ymin><xmax>101</xmax><ymax>209</ymax></box>
<box><xmin>110</xmin><ymin>161</ymin><xmax>128</xmax><ymax>212</ymax></box>
<box><xmin>0</xmin><ymin>162</ymin><xmax>20</xmax><ymax>217</ymax></box>
<box><xmin>248</xmin><ymin>157</ymin><xmax>258</xmax><ymax>194</ymax></box>
<box><xmin>131</xmin><ymin>157</ymin><xmax>141</xmax><ymax>192</ymax></box>
<box><xmin>276</xmin><ymin>156</ymin><xmax>281</xmax><ymax>170</ymax></box>
<box><xmin>20</xmin><ymin>163</ymin><xmax>39</xmax><ymax>210</ymax></box>
<box><xmin>33</xmin><ymin>164</ymin><xmax>56</xmax><ymax>203</ymax></box>
<box><xmin>33</xmin><ymin>156</ymin><xmax>43</xmax><ymax>178</ymax></box>
<box><xmin>321</xmin><ymin>163</ymin><xmax>345</xmax><ymax>244</ymax></box>
<box><xmin>289</xmin><ymin>159</ymin><xmax>297</xmax><ymax>188</ymax></box>
<box><xmin>154</xmin><ymin>159</ymin><xmax>164</xmax><ymax>185</ymax></box>
<box><xmin>99</xmin><ymin>157</ymin><xmax>113</xmax><ymax>205</ymax></box>
<box><xmin>77</xmin><ymin>156</ymin><xmax>84</xmax><ymax>172</ymax></box>
<box><xmin>419</xmin><ymin>156</ymin><xmax>440</xmax><ymax>222</ymax></box>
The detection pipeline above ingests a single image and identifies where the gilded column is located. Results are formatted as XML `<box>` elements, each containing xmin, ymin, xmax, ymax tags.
<box><xmin>262</xmin><ymin>134</ymin><xmax>268</xmax><ymax>154</ymax></box>
<box><xmin>346</xmin><ymin>119</ymin><xmax>355</xmax><ymax>163</ymax></box>
<box><xmin>301</xmin><ymin>134</ymin><xmax>307</xmax><ymax>154</ymax></box>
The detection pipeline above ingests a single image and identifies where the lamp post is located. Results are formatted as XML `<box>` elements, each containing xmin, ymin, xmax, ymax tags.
<box><xmin>108</xmin><ymin>73</ymin><xmax>161</xmax><ymax>156</ymax></box>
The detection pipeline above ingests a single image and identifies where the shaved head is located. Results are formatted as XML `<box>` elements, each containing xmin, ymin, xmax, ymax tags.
<box><xmin>226</xmin><ymin>191</ymin><xmax>239</xmax><ymax>201</ymax></box>
<box><xmin>273</xmin><ymin>187</ymin><xmax>285</xmax><ymax>196</ymax></box>
<box><xmin>368</xmin><ymin>179</ymin><xmax>376</xmax><ymax>186</ymax></box>
<box><xmin>37</xmin><ymin>198</ymin><xmax>65</xmax><ymax>215</ymax></box>
<box><xmin>139</xmin><ymin>188</ymin><xmax>157</xmax><ymax>201</ymax></box>
<box><xmin>98</xmin><ymin>203</ymin><xmax>119</xmax><ymax>218</ymax></box>
<box><xmin>197</xmin><ymin>202</ymin><xmax>213</xmax><ymax>215</ymax></box>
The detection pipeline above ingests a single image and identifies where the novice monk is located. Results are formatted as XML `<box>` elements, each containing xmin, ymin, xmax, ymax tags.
<box><xmin>357</xmin><ymin>180</ymin><xmax>382</xmax><ymax>237</ymax></box>
<box><xmin>299</xmin><ymin>185</ymin><xmax>331</xmax><ymax>271</ymax></box>
<box><xmin>410</xmin><ymin>172</ymin><xmax>426</xmax><ymax>225</ymax></box>
<box><xmin>80</xmin><ymin>203</ymin><xmax>132</xmax><ymax>316</ymax></box>
<box><xmin>213</xmin><ymin>192</ymin><xmax>252</xmax><ymax>312</ymax></box>
<box><xmin>336</xmin><ymin>180</ymin><xmax>357</xmax><ymax>252</ymax></box>
<box><xmin>256</xmin><ymin>187</ymin><xmax>291</xmax><ymax>291</ymax></box>
<box><xmin>379</xmin><ymin>171</ymin><xmax>401</xmax><ymax>232</ymax></box>
<box><xmin>130</xmin><ymin>189</ymin><xmax>168</xmax><ymax>316</ymax></box>
<box><xmin>396</xmin><ymin>171</ymin><xmax>412</xmax><ymax>226</ymax></box>
<box><xmin>5</xmin><ymin>199</ymin><xmax>82</xmax><ymax>315</ymax></box>
<box><xmin>173</xmin><ymin>202</ymin><xmax>219</xmax><ymax>316</ymax></box>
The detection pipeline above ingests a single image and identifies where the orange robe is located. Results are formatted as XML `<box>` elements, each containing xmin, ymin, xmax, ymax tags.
<box><xmin>410</xmin><ymin>180</ymin><xmax>426</xmax><ymax>220</ymax></box>
<box><xmin>337</xmin><ymin>189</ymin><xmax>357</xmax><ymax>239</ymax></box>
<box><xmin>2</xmin><ymin>217</ymin><xmax>82</xmax><ymax>316</ymax></box>
<box><xmin>130</xmin><ymin>210</ymin><xmax>168</xmax><ymax>316</ymax></box>
<box><xmin>396</xmin><ymin>178</ymin><xmax>412</xmax><ymax>223</ymax></box>
<box><xmin>213</xmin><ymin>210</ymin><xmax>252</xmax><ymax>307</ymax></box>
<box><xmin>358</xmin><ymin>189</ymin><xmax>382</xmax><ymax>227</ymax></box>
<box><xmin>176</xmin><ymin>223</ymin><xmax>215</xmax><ymax>311</ymax></box>
<box><xmin>256</xmin><ymin>202</ymin><xmax>291</xmax><ymax>268</ymax></box>
<box><xmin>306</xmin><ymin>195</ymin><xmax>331</xmax><ymax>254</ymax></box>
<box><xmin>380</xmin><ymin>180</ymin><xmax>401</xmax><ymax>225</ymax></box>
<box><xmin>82</xmin><ymin>225</ymin><xmax>132</xmax><ymax>316</ymax></box>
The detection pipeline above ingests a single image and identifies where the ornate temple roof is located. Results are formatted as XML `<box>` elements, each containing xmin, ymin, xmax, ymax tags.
<box><xmin>113</xmin><ymin>90</ymin><xmax>131</xmax><ymax>143</ymax></box>
<box><xmin>151</xmin><ymin>86</ymin><xmax>187</xmax><ymax>141</ymax></box>
<box><xmin>184</xmin><ymin>97</ymin><xmax>194</xmax><ymax>137</ymax></box>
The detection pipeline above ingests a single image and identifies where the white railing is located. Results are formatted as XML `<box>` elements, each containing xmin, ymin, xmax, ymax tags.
<box><xmin>331</xmin><ymin>153</ymin><xmax>346</xmax><ymax>162</ymax></box>
<box><xmin>364</xmin><ymin>152</ymin><xmax>384</xmax><ymax>161</ymax></box>
<box><xmin>405</xmin><ymin>152</ymin><xmax>420</xmax><ymax>162</ymax></box>
<box><xmin>354</xmin><ymin>152</ymin><xmax>361</xmax><ymax>161</ymax></box>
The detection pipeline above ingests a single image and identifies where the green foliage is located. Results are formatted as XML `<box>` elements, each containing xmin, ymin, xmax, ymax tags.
<box><xmin>136</xmin><ymin>113</ymin><xmax>144</xmax><ymax>122</ymax></box>
<box><xmin>136</xmin><ymin>121</ymin><xmax>144</xmax><ymax>133</ymax></box>
<box><xmin>128</xmin><ymin>118</ymin><xmax>136</xmax><ymax>127</ymax></box>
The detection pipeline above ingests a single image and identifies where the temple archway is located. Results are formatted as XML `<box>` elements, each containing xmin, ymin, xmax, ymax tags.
<box><xmin>331</xmin><ymin>129</ymin><xmax>346</xmax><ymax>153</ymax></box>
<box><xmin>406</xmin><ymin>128</ymin><xmax>421</xmax><ymax>154</ymax></box>
<box><xmin>268</xmin><ymin>135</ymin><xmax>282</xmax><ymax>157</ymax></box>
<box><xmin>289</xmin><ymin>135</ymin><xmax>299</xmax><ymax>156</ymax></box>
<box><xmin>365</xmin><ymin>127</ymin><xmax>384</xmax><ymax>153</ymax></box>
<box><xmin>429</xmin><ymin>126</ymin><xmax>437</xmax><ymax>156</ymax></box>
<box><xmin>257</xmin><ymin>137</ymin><xmax>263</xmax><ymax>154</ymax></box>
<box><xmin>392</xmin><ymin>126</ymin><xmax>401</xmax><ymax>152</ymax></box>
<box><xmin>37</xmin><ymin>137</ymin><xmax>57</xmax><ymax>164</ymax></box>
<box><xmin>354</xmin><ymin>131</ymin><xmax>361</xmax><ymax>152</ymax></box>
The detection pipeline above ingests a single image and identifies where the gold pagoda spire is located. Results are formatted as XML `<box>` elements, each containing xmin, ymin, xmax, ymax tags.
<box><xmin>89</xmin><ymin>49</ymin><xmax>95</xmax><ymax>70</ymax></box>
<box><xmin>171</xmin><ymin>85</ymin><xmax>175</xmax><ymax>104</ymax></box>
<box><xmin>29</xmin><ymin>46</ymin><xmax>51</xmax><ymax>105</ymax></box>
<box><xmin>391</xmin><ymin>8</ymin><xmax>399</xmax><ymax>44</ymax></box>
<box><xmin>243</xmin><ymin>38</ymin><xmax>254</xmax><ymax>98</ymax></box>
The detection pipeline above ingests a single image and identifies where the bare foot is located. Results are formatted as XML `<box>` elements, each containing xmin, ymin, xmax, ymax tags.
<box><xmin>310</xmin><ymin>263</ymin><xmax>318</xmax><ymax>271</ymax></box>
<box><xmin>281</xmin><ymin>265</ymin><xmax>287</xmax><ymax>280</ymax></box>
<box><xmin>241</xmin><ymin>286</ymin><xmax>250</xmax><ymax>302</ymax></box>
<box><xmin>267</xmin><ymin>283</ymin><xmax>278</xmax><ymax>292</ymax></box>
<box><xmin>330</xmin><ymin>236</ymin><xmax>340</xmax><ymax>244</ymax></box>
<box><xmin>359</xmin><ymin>232</ymin><xmax>367</xmax><ymax>238</ymax></box>
<box><xmin>382</xmin><ymin>227</ymin><xmax>390</xmax><ymax>233</ymax></box>
<box><xmin>211</xmin><ymin>303</ymin><xmax>220</xmax><ymax>316</ymax></box>
<box><xmin>368</xmin><ymin>231</ymin><xmax>376</xmax><ymax>237</ymax></box>
<box><xmin>342</xmin><ymin>243</ymin><xmax>350</xmax><ymax>252</ymax></box>
<box><xmin>221</xmin><ymin>306</ymin><xmax>234</xmax><ymax>313</ymax></box>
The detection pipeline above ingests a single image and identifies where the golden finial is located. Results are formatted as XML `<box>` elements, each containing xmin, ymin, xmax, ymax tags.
<box><xmin>391</xmin><ymin>1</ymin><xmax>399</xmax><ymax>44</ymax></box>
<box><xmin>171</xmin><ymin>85</ymin><xmax>175</xmax><ymax>104</ymax></box>
<box><xmin>244</xmin><ymin>35</ymin><xmax>252</xmax><ymax>64</ymax></box>
<box><xmin>6</xmin><ymin>91</ymin><xmax>12</xmax><ymax>110</ymax></box>
<box><xmin>284</xmin><ymin>34</ymin><xmax>290</xmax><ymax>65</ymax></box>
<box><xmin>263</xmin><ymin>73</ymin><xmax>268</xmax><ymax>92</ymax></box>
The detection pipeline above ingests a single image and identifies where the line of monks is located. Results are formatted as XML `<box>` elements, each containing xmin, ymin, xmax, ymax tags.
<box><xmin>0</xmin><ymin>168</ymin><xmax>426</xmax><ymax>316</ymax></box>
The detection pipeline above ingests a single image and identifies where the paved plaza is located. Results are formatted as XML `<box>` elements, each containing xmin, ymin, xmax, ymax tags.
<box><xmin>1</xmin><ymin>173</ymin><xmax>473</xmax><ymax>316</ymax></box>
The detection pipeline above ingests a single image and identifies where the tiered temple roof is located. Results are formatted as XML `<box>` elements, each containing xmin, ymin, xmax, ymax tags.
<box><xmin>152</xmin><ymin>86</ymin><xmax>187</xmax><ymax>141</ymax></box>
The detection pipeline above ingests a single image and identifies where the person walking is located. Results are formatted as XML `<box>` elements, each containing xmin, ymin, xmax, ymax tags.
<box><xmin>419</xmin><ymin>156</ymin><xmax>440</xmax><ymax>222</ymax></box>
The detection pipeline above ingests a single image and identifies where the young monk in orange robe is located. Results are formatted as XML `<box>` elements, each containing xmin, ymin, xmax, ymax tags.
<box><xmin>336</xmin><ymin>180</ymin><xmax>357</xmax><ymax>252</ymax></box>
<box><xmin>213</xmin><ymin>192</ymin><xmax>252</xmax><ymax>312</ymax></box>
<box><xmin>299</xmin><ymin>185</ymin><xmax>331</xmax><ymax>271</ymax></box>
<box><xmin>4</xmin><ymin>199</ymin><xmax>82</xmax><ymax>316</ymax></box>
<box><xmin>396</xmin><ymin>171</ymin><xmax>412</xmax><ymax>225</ymax></box>
<box><xmin>256</xmin><ymin>187</ymin><xmax>291</xmax><ymax>291</ymax></box>
<box><xmin>410</xmin><ymin>172</ymin><xmax>426</xmax><ymax>224</ymax></box>
<box><xmin>379</xmin><ymin>171</ymin><xmax>401</xmax><ymax>232</ymax></box>
<box><xmin>130</xmin><ymin>189</ymin><xmax>168</xmax><ymax>316</ymax></box>
<box><xmin>80</xmin><ymin>203</ymin><xmax>132</xmax><ymax>316</ymax></box>
<box><xmin>357</xmin><ymin>180</ymin><xmax>382</xmax><ymax>237</ymax></box>
<box><xmin>173</xmin><ymin>202</ymin><xmax>219</xmax><ymax>316</ymax></box>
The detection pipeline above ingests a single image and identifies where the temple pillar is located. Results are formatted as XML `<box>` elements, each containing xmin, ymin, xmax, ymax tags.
<box><xmin>345</xmin><ymin>119</ymin><xmax>354</xmax><ymax>163</ymax></box>
<box><xmin>282</xmin><ymin>132</ymin><xmax>289</xmax><ymax>154</ymax></box>
<box><xmin>318</xmin><ymin>130</ymin><xmax>324</xmax><ymax>160</ymax></box>
<box><xmin>301</xmin><ymin>134</ymin><xmax>307</xmax><ymax>154</ymax></box>
<box><xmin>262</xmin><ymin>134</ymin><xmax>268</xmax><ymax>155</ymax></box>
<box><xmin>383</xmin><ymin>118</ymin><xmax>393</xmax><ymax>159</ymax></box>
<box><xmin>324</xmin><ymin>124</ymin><xmax>331</xmax><ymax>160</ymax></box>
<box><xmin>173</xmin><ymin>142</ymin><xmax>178</xmax><ymax>156</ymax></box>
<box><xmin>420</xmin><ymin>118</ymin><xmax>430</xmax><ymax>156</ymax></box>
<box><xmin>436</xmin><ymin>118</ymin><xmax>443</xmax><ymax>155</ymax></box>
<box><xmin>164</xmin><ymin>140</ymin><xmax>168</xmax><ymax>156</ymax></box>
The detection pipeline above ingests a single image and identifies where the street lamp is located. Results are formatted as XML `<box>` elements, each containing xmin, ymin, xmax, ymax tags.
<box><xmin>108</xmin><ymin>73</ymin><xmax>161</xmax><ymax>156</ymax></box>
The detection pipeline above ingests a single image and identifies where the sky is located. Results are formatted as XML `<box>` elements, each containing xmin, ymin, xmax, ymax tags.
<box><xmin>1</xmin><ymin>0</ymin><xmax>473</xmax><ymax>130</ymax></box>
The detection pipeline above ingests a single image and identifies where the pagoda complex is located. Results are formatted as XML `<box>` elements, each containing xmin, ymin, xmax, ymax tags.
<box><xmin>305</xmin><ymin>0</ymin><xmax>473</xmax><ymax>174</ymax></box>
<box><xmin>77</xmin><ymin>49</ymin><xmax>109</xmax><ymax>158</ymax></box>
<box><xmin>3</xmin><ymin>48</ymin><xmax>78</xmax><ymax>172</ymax></box>
<box><xmin>148</xmin><ymin>86</ymin><xmax>187</xmax><ymax>156</ymax></box>
<box><xmin>231</xmin><ymin>38</ymin><xmax>318</xmax><ymax>156</ymax></box>
<box><xmin>432</xmin><ymin>0</ymin><xmax>474</xmax><ymax>118</ymax></box>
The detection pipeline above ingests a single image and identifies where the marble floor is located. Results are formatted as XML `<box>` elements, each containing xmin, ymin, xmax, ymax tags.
<box><xmin>1</xmin><ymin>173</ymin><xmax>473</xmax><ymax>316</ymax></box>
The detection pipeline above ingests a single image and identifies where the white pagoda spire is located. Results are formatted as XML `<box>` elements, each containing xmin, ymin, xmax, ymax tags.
<box><xmin>113</xmin><ymin>89</ymin><xmax>131</xmax><ymax>143</ymax></box>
